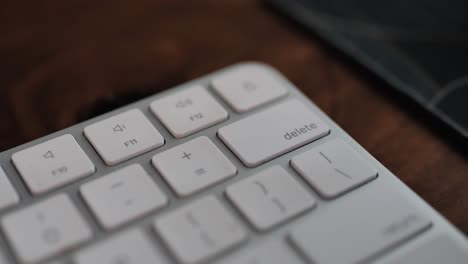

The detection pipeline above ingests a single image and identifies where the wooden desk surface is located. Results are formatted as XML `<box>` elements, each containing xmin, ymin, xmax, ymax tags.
<box><xmin>1</xmin><ymin>1</ymin><xmax>467</xmax><ymax>233</ymax></box>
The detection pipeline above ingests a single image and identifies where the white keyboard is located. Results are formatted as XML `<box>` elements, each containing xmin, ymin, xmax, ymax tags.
<box><xmin>0</xmin><ymin>62</ymin><xmax>467</xmax><ymax>264</ymax></box>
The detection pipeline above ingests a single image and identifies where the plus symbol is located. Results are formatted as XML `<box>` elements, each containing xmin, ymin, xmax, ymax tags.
<box><xmin>182</xmin><ymin>152</ymin><xmax>192</xmax><ymax>160</ymax></box>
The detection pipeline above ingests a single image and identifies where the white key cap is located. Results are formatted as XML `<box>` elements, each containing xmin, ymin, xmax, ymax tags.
<box><xmin>46</xmin><ymin>261</ymin><xmax>64</xmax><ymax>264</ymax></box>
<box><xmin>0</xmin><ymin>250</ymin><xmax>8</xmax><ymax>264</ymax></box>
<box><xmin>218</xmin><ymin>99</ymin><xmax>330</xmax><ymax>167</ymax></box>
<box><xmin>150</xmin><ymin>86</ymin><xmax>228</xmax><ymax>138</ymax></box>
<box><xmin>384</xmin><ymin>235</ymin><xmax>468</xmax><ymax>264</ymax></box>
<box><xmin>74</xmin><ymin>229</ymin><xmax>169</xmax><ymax>264</ymax></box>
<box><xmin>0</xmin><ymin>167</ymin><xmax>19</xmax><ymax>210</ymax></box>
<box><xmin>291</xmin><ymin>139</ymin><xmax>378</xmax><ymax>198</ymax></box>
<box><xmin>289</xmin><ymin>191</ymin><xmax>432</xmax><ymax>264</ymax></box>
<box><xmin>154</xmin><ymin>196</ymin><xmax>247</xmax><ymax>264</ymax></box>
<box><xmin>212</xmin><ymin>65</ymin><xmax>287</xmax><ymax>113</ymax></box>
<box><xmin>152</xmin><ymin>136</ymin><xmax>236</xmax><ymax>197</ymax></box>
<box><xmin>84</xmin><ymin>109</ymin><xmax>164</xmax><ymax>165</ymax></box>
<box><xmin>12</xmin><ymin>134</ymin><xmax>95</xmax><ymax>195</ymax></box>
<box><xmin>1</xmin><ymin>194</ymin><xmax>92</xmax><ymax>264</ymax></box>
<box><xmin>80</xmin><ymin>164</ymin><xmax>168</xmax><ymax>229</ymax></box>
<box><xmin>218</xmin><ymin>240</ymin><xmax>304</xmax><ymax>264</ymax></box>
<box><xmin>226</xmin><ymin>166</ymin><xmax>315</xmax><ymax>231</ymax></box>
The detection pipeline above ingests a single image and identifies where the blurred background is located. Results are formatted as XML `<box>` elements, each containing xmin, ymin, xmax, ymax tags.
<box><xmin>2</xmin><ymin>0</ymin><xmax>336</xmax><ymax>147</ymax></box>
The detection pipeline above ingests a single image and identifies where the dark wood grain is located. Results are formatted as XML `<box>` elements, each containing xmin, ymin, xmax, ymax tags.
<box><xmin>1</xmin><ymin>0</ymin><xmax>467</xmax><ymax>233</ymax></box>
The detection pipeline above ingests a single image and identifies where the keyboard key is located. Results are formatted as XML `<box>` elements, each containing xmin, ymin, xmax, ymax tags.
<box><xmin>46</xmin><ymin>261</ymin><xmax>64</xmax><ymax>264</ymax></box>
<box><xmin>0</xmin><ymin>167</ymin><xmax>19</xmax><ymax>210</ymax></box>
<box><xmin>0</xmin><ymin>250</ymin><xmax>7</xmax><ymax>264</ymax></box>
<box><xmin>226</xmin><ymin>166</ymin><xmax>315</xmax><ymax>231</ymax></box>
<box><xmin>74</xmin><ymin>229</ymin><xmax>169</xmax><ymax>264</ymax></box>
<box><xmin>212</xmin><ymin>65</ymin><xmax>287</xmax><ymax>113</ymax></box>
<box><xmin>291</xmin><ymin>139</ymin><xmax>378</xmax><ymax>199</ymax></box>
<box><xmin>12</xmin><ymin>134</ymin><xmax>95</xmax><ymax>195</ymax></box>
<box><xmin>80</xmin><ymin>164</ymin><xmax>168</xmax><ymax>230</ymax></box>
<box><xmin>1</xmin><ymin>194</ymin><xmax>92</xmax><ymax>264</ymax></box>
<box><xmin>385</xmin><ymin>235</ymin><xmax>468</xmax><ymax>264</ymax></box>
<box><xmin>154</xmin><ymin>196</ymin><xmax>247</xmax><ymax>264</ymax></box>
<box><xmin>152</xmin><ymin>136</ymin><xmax>236</xmax><ymax>197</ymax></box>
<box><xmin>218</xmin><ymin>240</ymin><xmax>304</xmax><ymax>264</ymax></box>
<box><xmin>218</xmin><ymin>99</ymin><xmax>330</xmax><ymax>167</ymax></box>
<box><xmin>84</xmin><ymin>109</ymin><xmax>164</xmax><ymax>166</ymax></box>
<box><xmin>150</xmin><ymin>86</ymin><xmax>228</xmax><ymax>138</ymax></box>
<box><xmin>289</xmin><ymin>191</ymin><xmax>432</xmax><ymax>264</ymax></box>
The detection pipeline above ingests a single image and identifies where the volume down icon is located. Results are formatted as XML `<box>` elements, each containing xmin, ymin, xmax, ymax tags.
<box><xmin>113</xmin><ymin>124</ymin><xmax>126</xmax><ymax>132</ymax></box>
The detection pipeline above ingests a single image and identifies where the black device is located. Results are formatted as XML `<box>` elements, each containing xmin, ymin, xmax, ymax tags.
<box><xmin>268</xmin><ymin>0</ymin><xmax>468</xmax><ymax>142</ymax></box>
